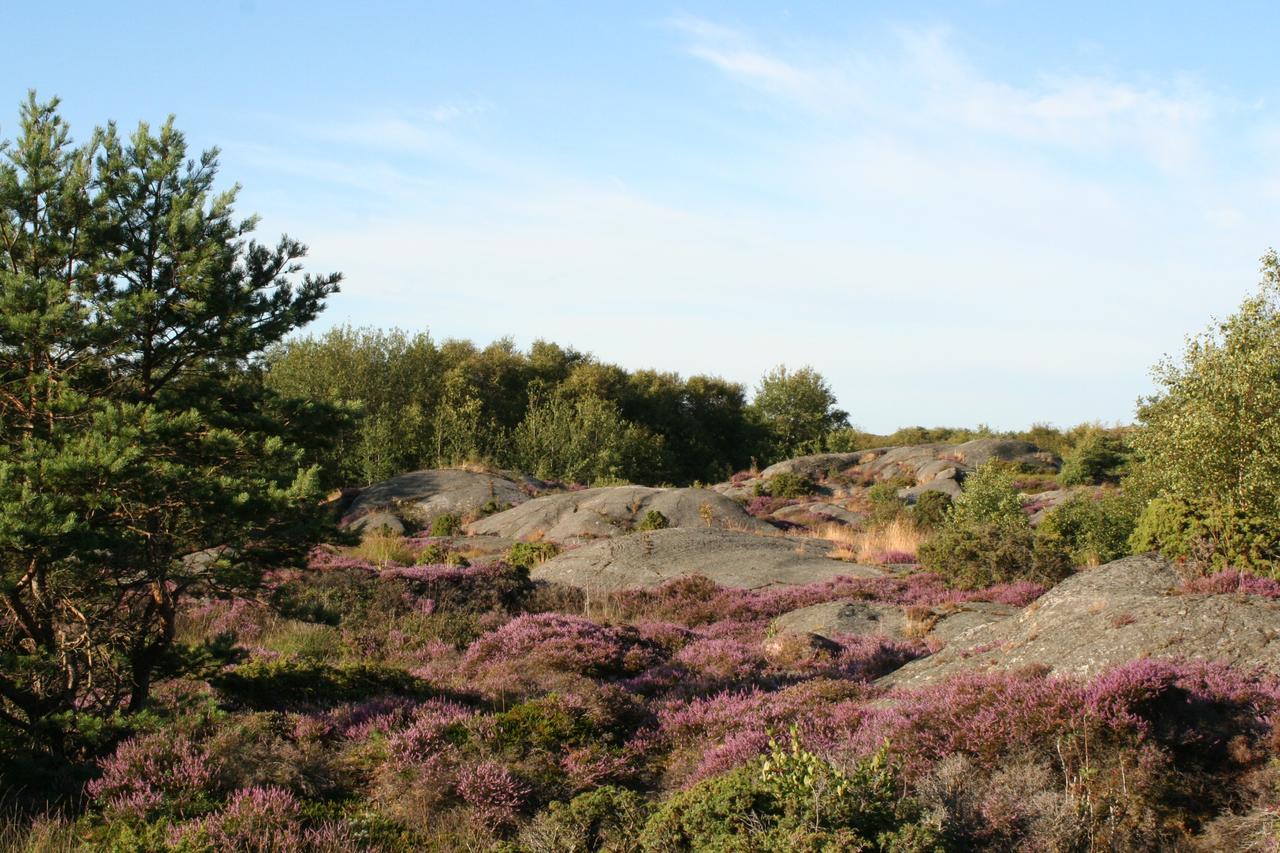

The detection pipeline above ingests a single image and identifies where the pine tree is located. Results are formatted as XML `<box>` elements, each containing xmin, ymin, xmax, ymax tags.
<box><xmin>0</xmin><ymin>94</ymin><xmax>340</xmax><ymax>747</ymax></box>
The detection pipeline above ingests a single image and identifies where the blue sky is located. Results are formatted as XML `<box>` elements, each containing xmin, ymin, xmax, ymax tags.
<box><xmin>8</xmin><ymin>2</ymin><xmax>1280</xmax><ymax>431</ymax></box>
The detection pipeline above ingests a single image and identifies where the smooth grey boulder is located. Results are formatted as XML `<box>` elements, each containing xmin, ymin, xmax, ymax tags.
<box><xmin>347</xmin><ymin>511</ymin><xmax>406</xmax><ymax>536</ymax></box>
<box><xmin>468</xmin><ymin>486</ymin><xmax>771</xmax><ymax>543</ymax></box>
<box><xmin>772</xmin><ymin>600</ymin><xmax>1017</xmax><ymax>644</ymax></box>
<box><xmin>531</xmin><ymin>527</ymin><xmax>883</xmax><ymax>592</ymax></box>
<box><xmin>345</xmin><ymin>469</ymin><xmax>545</xmax><ymax>528</ymax></box>
<box><xmin>879</xmin><ymin>555</ymin><xmax>1280</xmax><ymax>688</ymax></box>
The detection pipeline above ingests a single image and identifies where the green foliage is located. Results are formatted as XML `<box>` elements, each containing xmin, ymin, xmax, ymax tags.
<box><xmin>639</xmin><ymin>734</ymin><xmax>936</xmax><ymax>852</ymax></box>
<box><xmin>507</xmin><ymin>541</ymin><xmax>559</xmax><ymax>569</ymax></box>
<box><xmin>0</xmin><ymin>96</ymin><xmax>339</xmax><ymax>746</ymax></box>
<box><xmin>268</xmin><ymin>331</ymin><xmax>764</xmax><ymax>487</ymax></box>
<box><xmin>764</xmin><ymin>472</ymin><xmax>816</xmax><ymax>499</ymax></box>
<box><xmin>1060</xmin><ymin>430</ymin><xmax>1133</xmax><ymax>486</ymax></box>
<box><xmin>1129</xmin><ymin>496</ymin><xmax>1280</xmax><ymax>575</ymax></box>
<box><xmin>919</xmin><ymin>521</ymin><xmax>1073</xmax><ymax>590</ymax></box>
<box><xmin>951</xmin><ymin>462</ymin><xmax>1025</xmax><ymax>527</ymax></box>
<box><xmin>637</xmin><ymin>510</ymin><xmax>671</xmax><ymax>532</ymax></box>
<box><xmin>522</xmin><ymin>786</ymin><xmax>650</xmax><ymax>852</ymax></box>
<box><xmin>752</xmin><ymin>365</ymin><xmax>850</xmax><ymax>461</ymax></box>
<box><xmin>493</xmin><ymin>697</ymin><xmax>598</xmax><ymax>753</ymax></box>
<box><xmin>510</xmin><ymin>392</ymin><xmax>666</xmax><ymax>485</ymax></box>
<box><xmin>1131</xmin><ymin>251</ymin><xmax>1280</xmax><ymax>543</ymax></box>
<box><xmin>920</xmin><ymin>462</ymin><xmax>1072</xmax><ymax>589</ymax></box>
<box><xmin>430</xmin><ymin>513</ymin><xmax>463</xmax><ymax>537</ymax></box>
<box><xmin>210</xmin><ymin>660</ymin><xmax>430</xmax><ymax>710</ymax></box>
<box><xmin>911</xmin><ymin>490</ymin><xmax>953</xmax><ymax>530</ymax></box>
<box><xmin>867</xmin><ymin>479</ymin><xmax>912</xmax><ymax>524</ymax></box>
<box><xmin>1039</xmin><ymin>491</ymin><xmax>1141</xmax><ymax>566</ymax></box>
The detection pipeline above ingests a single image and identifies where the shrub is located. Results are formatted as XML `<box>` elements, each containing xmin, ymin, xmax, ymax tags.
<box><xmin>430</xmin><ymin>513</ymin><xmax>463</xmax><ymax>537</ymax></box>
<box><xmin>463</xmin><ymin>614</ymin><xmax>663</xmax><ymax>680</ymax></box>
<box><xmin>638</xmin><ymin>740</ymin><xmax>933</xmax><ymax>851</ymax></box>
<box><xmin>912</xmin><ymin>490</ymin><xmax>953</xmax><ymax>529</ymax></box>
<box><xmin>170</xmin><ymin>785</ymin><xmax>305</xmax><ymax>851</ymax></box>
<box><xmin>952</xmin><ymin>461</ymin><xmax>1025</xmax><ymax>527</ymax></box>
<box><xmin>763</xmin><ymin>472</ymin><xmax>814</xmax><ymax>499</ymax></box>
<box><xmin>919</xmin><ymin>520</ymin><xmax>1072</xmax><ymax>590</ymax></box>
<box><xmin>1038</xmin><ymin>491</ymin><xmax>1140</xmax><ymax>567</ymax></box>
<box><xmin>636</xmin><ymin>509</ymin><xmax>671</xmax><ymax>532</ymax></box>
<box><xmin>87</xmin><ymin>733</ymin><xmax>216</xmax><ymax>820</ymax></box>
<box><xmin>1129</xmin><ymin>495</ymin><xmax>1280</xmax><ymax>576</ymax></box>
<box><xmin>866</xmin><ymin>480</ymin><xmax>909</xmax><ymax>524</ymax></box>
<box><xmin>520</xmin><ymin>786</ymin><xmax>650</xmax><ymax>853</ymax></box>
<box><xmin>1059</xmin><ymin>430</ymin><xmax>1132</xmax><ymax>485</ymax></box>
<box><xmin>211</xmin><ymin>660</ymin><xmax>430</xmax><ymax>710</ymax></box>
<box><xmin>507</xmin><ymin>541</ymin><xmax>560</xmax><ymax>569</ymax></box>
<box><xmin>457</xmin><ymin>761</ymin><xmax>531</xmax><ymax>825</ymax></box>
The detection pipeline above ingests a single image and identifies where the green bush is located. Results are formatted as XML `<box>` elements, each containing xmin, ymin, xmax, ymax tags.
<box><xmin>919</xmin><ymin>521</ymin><xmax>1073</xmax><ymax>590</ymax></box>
<box><xmin>912</xmin><ymin>490</ymin><xmax>953</xmax><ymax>530</ymax></box>
<box><xmin>430</xmin><ymin>513</ymin><xmax>463</xmax><ymax>537</ymax></box>
<box><xmin>211</xmin><ymin>660</ymin><xmax>430</xmax><ymax>710</ymax></box>
<box><xmin>1129</xmin><ymin>496</ymin><xmax>1280</xmax><ymax>575</ymax></box>
<box><xmin>952</xmin><ymin>462</ymin><xmax>1024</xmax><ymax>527</ymax></box>
<box><xmin>414</xmin><ymin>542</ymin><xmax>469</xmax><ymax>567</ymax></box>
<box><xmin>1060</xmin><ymin>431</ymin><xmax>1132</xmax><ymax>486</ymax></box>
<box><xmin>522</xmin><ymin>786</ymin><xmax>649</xmax><ymax>852</ymax></box>
<box><xmin>639</xmin><ymin>735</ymin><xmax>935</xmax><ymax>851</ymax></box>
<box><xmin>866</xmin><ymin>479</ymin><xmax>912</xmax><ymax>524</ymax></box>
<box><xmin>636</xmin><ymin>510</ymin><xmax>671</xmax><ymax>532</ymax></box>
<box><xmin>1039</xmin><ymin>491</ymin><xmax>1140</xmax><ymax>566</ymax></box>
<box><xmin>763</xmin><ymin>472</ymin><xmax>814</xmax><ymax>499</ymax></box>
<box><xmin>508</xmin><ymin>541</ymin><xmax>560</xmax><ymax>569</ymax></box>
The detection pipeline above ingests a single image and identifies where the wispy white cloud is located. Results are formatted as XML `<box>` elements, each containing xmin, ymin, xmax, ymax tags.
<box><xmin>671</xmin><ymin>17</ymin><xmax>1215</xmax><ymax>172</ymax></box>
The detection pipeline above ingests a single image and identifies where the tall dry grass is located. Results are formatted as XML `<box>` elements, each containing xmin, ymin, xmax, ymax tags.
<box><xmin>809</xmin><ymin>517</ymin><xmax>927</xmax><ymax>565</ymax></box>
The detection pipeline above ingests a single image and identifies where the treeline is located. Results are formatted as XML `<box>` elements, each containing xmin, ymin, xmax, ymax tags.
<box><xmin>265</xmin><ymin>326</ymin><xmax>1124</xmax><ymax>488</ymax></box>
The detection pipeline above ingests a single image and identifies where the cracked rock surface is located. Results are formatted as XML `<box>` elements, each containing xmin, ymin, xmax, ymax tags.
<box><xmin>879</xmin><ymin>554</ymin><xmax>1280</xmax><ymax>688</ymax></box>
<box><xmin>531</xmin><ymin>527</ymin><xmax>882</xmax><ymax>591</ymax></box>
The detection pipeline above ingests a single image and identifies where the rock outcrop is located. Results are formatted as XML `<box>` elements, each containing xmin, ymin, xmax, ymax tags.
<box><xmin>717</xmin><ymin>438</ymin><xmax>1059</xmax><ymax>503</ymax></box>
<box><xmin>344</xmin><ymin>469</ymin><xmax>547</xmax><ymax>530</ymax></box>
<box><xmin>531</xmin><ymin>527</ymin><xmax>882</xmax><ymax>592</ymax></box>
<box><xmin>772</xmin><ymin>599</ymin><xmax>1018</xmax><ymax>645</ymax></box>
<box><xmin>469</xmin><ymin>486</ymin><xmax>772</xmax><ymax>543</ymax></box>
<box><xmin>879</xmin><ymin>555</ymin><xmax>1280</xmax><ymax>688</ymax></box>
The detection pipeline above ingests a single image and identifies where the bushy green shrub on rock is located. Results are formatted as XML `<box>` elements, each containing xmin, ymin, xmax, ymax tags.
<box><xmin>639</xmin><ymin>736</ymin><xmax>937</xmax><ymax>851</ymax></box>
<box><xmin>920</xmin><ymin>462</ymin><xmax>1072</xmax><ymax>589</ymax></box>
<box><xmin>1039</xmin><ymin>491</ymin><xmax>1141</xmax><ymax>567</ymax></box>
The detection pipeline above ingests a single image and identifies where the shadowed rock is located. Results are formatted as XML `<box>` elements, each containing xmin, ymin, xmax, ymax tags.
<box><xmin>878</xmin><ymin>555</ymin><xmax>1280</xmax><ymax>688</ymax></box>
<box><xmin>531</xmin><ymin>527</ymin><xmax>883</xmax><ymax>592</ymax></box>
<box><xmin>772</xmin><ymin>599</ymin><xmax>1017</xmax><ymax>644</ymax></box>
<box><xmin>345</xmin><ymin>469</ymin><xmax>546</xmax><ymax>528</ymax></box>
<box><xmin>468</xmin><ymin>486</ymin><xmax>771</xmax><ymax>543</ymax></box>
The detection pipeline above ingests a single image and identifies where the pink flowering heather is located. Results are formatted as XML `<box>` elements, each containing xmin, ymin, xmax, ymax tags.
<box><xmin>456</xmin><ymin>761</ymin><xmax>531</xmax><ymax>824</ymax></box>
<box><xmin>561</xmin><ymin>745</ymin><xmax>635</xmax><ymax>790</ymax></box>
<box><xmin>673</xmin><ymin>638</ymin><xmax>767</xmax><ymax>683</ymax></box>
<box><xmin>327</xmin><ymin>696</ymin><xmax>418</xmax><ymax>740</ymax></box>
<box><xmin>388</xmin><ymin>699</ymin><xmax>476</xmax><ymax>768</ymax></box>
<box><xmin>607</xmin><ymin>572</ymin><xmax>1044</xmax><ymax>628</ymax></box>
<box><xmin>463</xmin><ymin>613</ymin><xmax>662</xmax><ymax>679</ymax></box>
<box><xmin>172</xmin><ymin>786</ymin><xmax>304</xmax><ymax>852</ymax></box>
<box><xmin>183</xmin><ymin>597</ymin><xmax>271</xmax><ymax>642</ymax></box>
<box><xmin>1178</xmin><ymin>569</ymin><xmax>1280</xmax><ymax>599</ymax></box>
<box><xmin>1083</xmin><ymin>658</ymin><xmax>1280</xmax><ymax>744</ymax></box>
<box><xmin>87</xmin><ymin>732</ymin><xmax>215</xmax><ymax>819</ymax></box>
<box><xmin>843</xmin><ymin>671</ymin><xmax>1085</xmax><ymax>777</ymax></box>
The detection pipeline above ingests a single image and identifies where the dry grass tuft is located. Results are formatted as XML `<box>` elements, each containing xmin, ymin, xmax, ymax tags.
<box><xmin>809</xmin><ymin>518</ymin><xmax>926</xmax><ymax>565</ymax></box>
<box><xmin>352</xmin><ymin>530</ymin><xmax>415</xmax><ymax>568</ymax></box>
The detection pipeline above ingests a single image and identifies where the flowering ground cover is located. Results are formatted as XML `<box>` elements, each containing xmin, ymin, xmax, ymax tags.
<box><xmin>15</xmin><ymin>542</ymin><xmax>1280</xmax><ymax>851</ymax></box>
